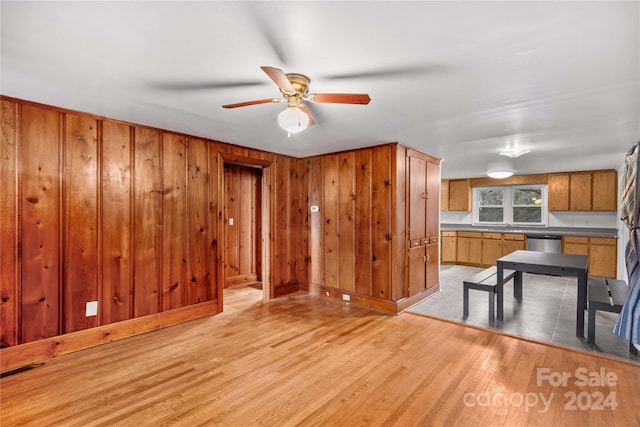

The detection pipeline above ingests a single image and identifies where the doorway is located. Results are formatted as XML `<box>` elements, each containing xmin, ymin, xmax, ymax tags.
<box><xmin>223</xmin><ymin>163</ymin><xmax>263</xmax><ymax>291</ymax></box>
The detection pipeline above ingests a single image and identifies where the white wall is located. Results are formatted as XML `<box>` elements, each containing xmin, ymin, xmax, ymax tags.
<box><xmin>440</xmin><ymin>210</ymin><xmax>618</xmax><ymax>228</ymax></box>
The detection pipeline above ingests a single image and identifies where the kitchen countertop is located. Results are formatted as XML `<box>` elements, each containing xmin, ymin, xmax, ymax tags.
<box><xmin>440</xmin><ymin>224</ymin><xmax>618</xmax><ymax>238</ymax></box>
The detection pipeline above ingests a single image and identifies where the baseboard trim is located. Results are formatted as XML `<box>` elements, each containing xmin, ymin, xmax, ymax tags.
<box><xmin>0</xmin><ymin>300</ymin><xmax>220</xmax><ymax>373</ymax></box>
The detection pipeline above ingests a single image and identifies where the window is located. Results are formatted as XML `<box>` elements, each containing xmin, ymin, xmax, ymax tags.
<box><xmin>474</xmin><ymin>185</ymin><xmax>547</xmax><ymax>226</ymax></box>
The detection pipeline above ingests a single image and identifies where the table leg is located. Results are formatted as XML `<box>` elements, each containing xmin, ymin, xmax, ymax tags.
<box><xmin>514</xmin><ymin>271</ymin><xmax>523</xmax><ymax>301</ymax></box>
<box><xmin>496</xmin><ymin>262</ymin><xmax>504</xmax><ymax>321</ymax></box>
<box><xmin>576</xmin><ymin>270</ymin><xmax>587</xmax><ymax>337</ymax></box>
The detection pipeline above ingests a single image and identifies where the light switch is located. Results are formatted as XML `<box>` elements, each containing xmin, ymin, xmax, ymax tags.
<box><xmin>86</xmin><ymin>301</ymin><xmax>98</xmax><ymax>317</ymax></box>
<box><xmin>229</xmin><ymin>218</ymin><xmax>234</xmax><ymax>225</ymax></box>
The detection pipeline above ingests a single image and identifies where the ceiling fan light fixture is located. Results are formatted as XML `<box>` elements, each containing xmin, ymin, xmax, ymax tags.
<box><xmin>487</xmin><ymin>170</ymin><xmax>514</xmax><ymax>179</ymax></box>
<box><xmin>499</xmin><ymin>146</ymin><xmax>530</xmax><ymax>158</ymax></box>
<box><xmin>278</xmin><ymin>107</ymin><xmax>309</xmax><ymax>134</ymax></box>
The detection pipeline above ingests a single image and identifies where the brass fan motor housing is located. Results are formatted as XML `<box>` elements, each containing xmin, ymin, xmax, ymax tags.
<box><xmin>285</xmin><ymin>73</ymin><xmax>311</xmax><ymax>96</ymax></box>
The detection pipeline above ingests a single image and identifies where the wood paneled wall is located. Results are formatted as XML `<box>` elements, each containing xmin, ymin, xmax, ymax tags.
<box><xmin>303</xmin><ymin>145</ymin><xmax>396</xmax><ymax>303</ymax></box>
<box><xmin>0</xmin><ymin>97</ymin><xmax>303</xmax><ymax>351</ymax></box>
<box><xmin>0</xmin><ymin>95</ymin><xmax>439</xmax><ymax>366</ymax></box>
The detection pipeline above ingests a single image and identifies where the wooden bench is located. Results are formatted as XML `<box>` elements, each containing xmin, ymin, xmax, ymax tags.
<box><xmin>587</xmin><ymin>277</ymin><xmax>637</xmax><ymax>353</ymax></box>
<box><xmin>463</xmin><ymin>266</ymin><xmax>517</xmax><ymax>322</ymax></box>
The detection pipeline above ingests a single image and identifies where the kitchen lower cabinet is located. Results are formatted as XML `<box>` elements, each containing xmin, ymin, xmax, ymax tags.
<box><xmin>503</xmin><ymin>233</ymin><xmax>526</xmax><ymax>255</ymax></box>
<box><xmin>588</xmin><ymin>237</ymin><xmax>617</xmax><ymax>278</ymax></box>
<box><xmin>563</xmin><ymin>235</ymin><xmax>617</xmax><ymax>278</ymax></box>
<box><xmin>441</xmin><ymin>231</ymin><xmax>457</xmax><ymax>263</ymax></box>
<box><xmin>457</xmin><ymin>232</ymin><xmax>482</xmax><ymax>265</ymax></box>
<box><xmin>482</xmin><ymin>233</ymin><xmax>503</xmax><ymax>265</ymax></box>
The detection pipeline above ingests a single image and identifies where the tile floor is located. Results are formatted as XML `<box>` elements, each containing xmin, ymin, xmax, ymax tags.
<box><xmin>408</xmin><ymin>264</ymin><xmax>639</xmax><ymax>362</ymax></box>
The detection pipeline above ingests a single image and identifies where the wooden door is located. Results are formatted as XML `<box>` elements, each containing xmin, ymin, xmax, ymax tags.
<box><xmin>426</xmin><ymin>162</ymin><xmax>440</xmax><ymax>240</ymax></box>
<box><xmin>408</xmin><ymin>156</ymin><xmax>427</xmax><ymax>241</ymax></box>
<box><xmin>589</xmin><ymin>237</ymin><xmax>617</xmax><ymax>278</ymax></box>
<box><xmin>548</xmin><ymin>174</ymin><xmax>569</xmax><ymax>211</ymax></box>
<box><xmin>457</xmin><ymin>237</ymin><xmax>470</xmax><ymax>263</ymax></box>
<box><xmin>570</xmin><ymin>173</ymin><xmax>592</xmax><ymax>211</ymax></box>
<box><xmin>409</xmin><ymin>247</ymin><xmax>426</xmax><ymax>295</ymax></box>
<box><xmin>482</xmin><ymin>234</ymin><xmax>503</xmax><ymax>266</ymax></box>
<box><xmin>441</xmin><ymin>232</ymin><xmax>457</xmax><ymax>263</ymax></box>
<box><xmin>426</xmin><ymin>244</ymin><xmax>439</xmax><ymax>289</ymax></box>
<box><xmin>448</xmin><ymin>179</ymin><xmax>471</xmax><ymax>211</ymax></box>
<box><xmin>503</xmin><ymin>234</ymin><xmax>526</xmax><ymax>256</ymax></box>
<box><xmin>469</xmin><ymin>236</ymin><xmax>483</xmax><ymax>264</ymax></box>
<box><xmin>592</xmin><ymin>170</ymin><xmax>617</xmax><ymax>211</ymax></box>
<box><xmin>224</xmin><ymin>164</ymin><xmax>262</xmax><ymax>287</ymax></box>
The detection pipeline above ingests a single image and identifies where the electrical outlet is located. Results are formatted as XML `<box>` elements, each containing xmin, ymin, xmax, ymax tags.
<box><xmin>86</xmin><ymin>301</ymin><xmax>98</xmax><ymax>317</ymax></box>
<box><xmin>228</xmin><ymin>218</ymin><xmax>234</xmax><ymax>225</ymax></box>
<box><xmin>342</xmin><ymin>294</ymin><xmax>351</xmax><ymax>301</ymax></box>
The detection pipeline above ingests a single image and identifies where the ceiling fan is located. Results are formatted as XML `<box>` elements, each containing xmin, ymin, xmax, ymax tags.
<box><xmin>223</xmin><ymin>66</ymin><xmax>371</xmax><ymax>135</ymax></box>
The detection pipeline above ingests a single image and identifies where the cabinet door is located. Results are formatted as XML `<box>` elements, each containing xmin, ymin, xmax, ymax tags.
<box><xmin>448</xmin><ymin>179</ymin><xmax>471</xmax><ymax>211</ymax></box>
<box><xmin>441</xmin><ymin>234</ymin><xmax>457</xmax><ymax>262</ymax></box>
<box><xmin>441</xmin><ymin>179</ymin><xmax>449</xmax><ymax>211</ymax></box>
<box><xmin>563</xmin><ymin>242</ymin><xmax>589</xmax><ymax>256</ymax></box>
<box><xmin>503</xmin><ymin>239</ymin><xmax>525</xmax><ymax>256</ymax></box>
<box><xmin>457</xmin><ymin>237</ymin><xmax>470</xmax><ymax>263</ymax></box>
<box><xmin>426</xmin><ymin>244</ymin><xmax>439</xmax><ymax>289</ymax></box>
<box><xmin>589</xmin><ymin>238</ymin><xmax>617</xmax><ymax>278</ymax></box>
<box><xmin>548</xmin><ymin>174</ymin><xmax>569</xmax><ymax>211</ymax></box>
<box><xmin>408</xmin><ymin>156</ymin><xmax>427</xmax><ymax>241</ymax></box>
<box><xmin>426</xmin><ymin>162</ymin><xmax>440</xmax><ymax>239</ymax></box>
<box><xmin>482</xmin><ymin>237</ymin><xmax>503</xmax><ymax>266</ymax></box>
<box><xmin>570</xmin><ymin>173</ymin><xmax>592</xmax><ymax>211</ymax></box>
<box><xmin>408</xmin><ymin>247</ymin><xmax>426</xmax><ymax>296</ymax></box>
<box><xmin>592</xmin><ymin>170</ymin><xmax>617</xmax><ymax>211</ymax></box>
<box><xmin>469</xmin><ymin>237</ymin><xmax>483</xmax><ymax>264</ymax></box>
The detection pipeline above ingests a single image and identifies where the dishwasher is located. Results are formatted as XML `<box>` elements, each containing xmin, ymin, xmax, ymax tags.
<box><xmin>526</xmin><ymin>234</ymin><xmax>562</xmax><ymax>253</ymax></box>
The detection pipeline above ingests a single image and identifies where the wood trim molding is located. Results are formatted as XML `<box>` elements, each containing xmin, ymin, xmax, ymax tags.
<box><xmin>302</xmin><ymin>283</ymin><xmax>401</xmax><ymax>314</ymax></box>
<box><xmin>0</xmin><ymin>300</ymin><xmax>219</xmax><ymax>373</ymax></box>
<box><xmin>469</xmin><ymin>173</ymin><xmax>549</xmax><ymax>187</ymax></box>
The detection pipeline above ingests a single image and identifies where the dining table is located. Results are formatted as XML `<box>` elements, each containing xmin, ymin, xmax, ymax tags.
<box><xmin>495</xmin><ymin>250</ymin><xmax>589</xmax><ymax>337</ymax></box>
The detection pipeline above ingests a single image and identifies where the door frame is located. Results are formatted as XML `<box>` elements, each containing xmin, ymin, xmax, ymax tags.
<box><xmin>217</xmin><ymin>153</ymin><xmax>272</xmax><ymax>308</ymax></box>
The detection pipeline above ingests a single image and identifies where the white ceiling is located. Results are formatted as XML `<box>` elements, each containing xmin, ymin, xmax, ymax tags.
<box><xmin>1</xmin><ymin>1</ymin><xmax>638</xmax><ymax>179</ymax></box>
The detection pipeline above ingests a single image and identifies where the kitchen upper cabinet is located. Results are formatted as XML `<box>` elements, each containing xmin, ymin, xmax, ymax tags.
<box><xmin>548</xmin><ymin>174</ymin><xmax>569</xmax><ymax>211</ymax></box>
<box><xmin>570</xmin><ymin>172</ymin><xmax>592</xmax><ymax>211</ymax></box>
<box><xmin>447</xmin><ymin>179</ymin><xmax>471</xmax><ymax>211</ymax></box>
<box><xmin>549</xmin><ymin>170</ymin><xmax>616</xmax><ymax>212</ymax></box>
<box><xmin>592</xmin><ymin>170</ymin><xmax>617</xmax><ymax>211</ymax></box>
<box><xmin>441</xmin><ymin>179</ymin><xmax>450</xmax><ymax>211</ymax></box>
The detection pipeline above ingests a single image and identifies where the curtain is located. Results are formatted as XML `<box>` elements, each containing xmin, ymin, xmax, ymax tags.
<box><xmin>614</xmin><ymin>141</ymin><xmax>640</xmax><ymax>345</ymax></box>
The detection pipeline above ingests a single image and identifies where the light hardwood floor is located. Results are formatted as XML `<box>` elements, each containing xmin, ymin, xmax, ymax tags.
<box><xmin>1</xmin><ymin>285</ymin><xmax>639</xmax><ymax>426</ymax></box>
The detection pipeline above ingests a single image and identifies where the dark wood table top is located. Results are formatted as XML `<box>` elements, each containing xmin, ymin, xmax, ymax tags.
<box><xmin>497</xmin><ymin>250</ymin><xmax>588</xmax><ymax>270</ymax></box>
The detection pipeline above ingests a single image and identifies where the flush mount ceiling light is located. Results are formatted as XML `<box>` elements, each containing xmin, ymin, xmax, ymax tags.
<box><xmin>487</xmin><ymin>170</ymin><xmax>514</xmax><ymax>179</ymax></box>
<box><xmin>278</xmin><ymin>107</ymin><xmax>310</xmax><ymax>135</ymax></box>
<box><xmin>499</xmin><ymin>146</ymin><xmax>530</xmax><ymax>158</ymax></box>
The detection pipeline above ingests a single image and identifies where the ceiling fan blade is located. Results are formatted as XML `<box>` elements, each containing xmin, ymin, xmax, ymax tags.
<box><xmin>222</xmin><ymin>98</ymin><xmax>281</xmax><ymax>109</ymax></box>
<box><xmin>260</xmin><ymin>66</ymin><xmax>296</xmax><ymax>94</ymax></box>
<box><xmin>152</xmin><ymin>80</ymin><xmax>266</xmax><ymax>91</ymax></box>
<box><xmin>249</xmin><ymin>7</ymin><xmax>289</xmax><ymax>65</ymax></box>
<box><xmin>299</xmin><ymin>105</ymin><xmax>316</xmax><ymax>127</ymax></box>
<box><xmin>323</xmin><ymin>64</ymin><xmax>450</xmax><ymax>80</ymax></box>
<box><xmin>308</xmin><ymin>93</ymin><xmax>371</xmax><ymax>105</ymax></box>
